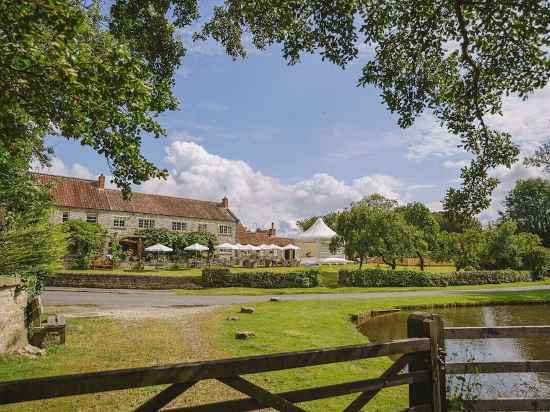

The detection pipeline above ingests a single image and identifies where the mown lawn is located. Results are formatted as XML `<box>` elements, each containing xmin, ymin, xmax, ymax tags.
<box><xmin>3</xmin><ymin>290</ymin><xmax>550</xmax><ymax>411</ymax></box>
<box><xmin>214</xmin><ymin>289</ymin><xmax>550</xmax><ymax>411</ymax></box>
<box><xmin>174</xmin><ymin>278</ymin><xmax>550</xmax><ymax>296</ymax></box>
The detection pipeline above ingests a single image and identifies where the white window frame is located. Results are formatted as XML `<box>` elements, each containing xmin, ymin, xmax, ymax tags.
<box><xmin>86</xmin><ymin>213</ymin><xmax>98</xmax><ymax>223</ymax></box>
<box><xmin>219</xmin><ymin>224</ymin><xmax>232</xmax><ymax>235</ymax></box>
<box><xmin>198</xmin><ymin>223</ymin><xmax>208</xmax><ymax>232</ymax></box>
<box><xmin>113</xmin><ymin>216</ymin><xmax>126</xmax><ymax>228</ymax></box>
<box><xmin>62</xmin><ymin>210</ymin><xmax>70</xmax><ymax>222</ymax></box>
<box><xmin>138</xmin><ymin>218</ymin><xmax>155</xmax><ymax>229</ymax></box>
<box><xmin>172</xmin><ymin>221</ymin><xmax>187</xmax><ymax>231</ymax></box>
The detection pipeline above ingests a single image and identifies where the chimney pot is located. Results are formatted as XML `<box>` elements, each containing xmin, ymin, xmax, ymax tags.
<box><xmin>98</xmin><ymin>174</ymin><xmax>105</xmax><ymax>189</ymax></box>
<box><xmin>222</xmin><ymin>196</ymin><xmax>229</xmax><ymax>208</ymax></box>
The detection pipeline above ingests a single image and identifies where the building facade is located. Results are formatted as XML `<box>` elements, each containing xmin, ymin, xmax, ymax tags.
<box><xmin>36</xmin><ymin>174</ymin><xmax>239</xmax><ymax>245</ymax></box>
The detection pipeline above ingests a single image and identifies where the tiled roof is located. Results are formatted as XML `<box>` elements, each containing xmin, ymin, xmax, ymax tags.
<box><xmin>34</xmin><ymin>173</ymin><xmax>238</xmax><ymax>222</ymax></box>
<box><xmin>236</xmin><ymin>224</ymin><xmax>294</xmax><ymax>246</ymax></box>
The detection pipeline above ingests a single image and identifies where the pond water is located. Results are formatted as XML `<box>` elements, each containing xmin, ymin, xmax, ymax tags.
<box><xmin>357</xmin><ymin>304</ymin><xmax>550</xmax><ymax>399</ymax></box>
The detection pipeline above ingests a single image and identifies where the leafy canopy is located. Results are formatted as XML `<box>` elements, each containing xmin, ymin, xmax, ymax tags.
<box><xmin>63</xmin><ymin>220</ymin><xmax>108</xmax><ymax>269</ymax></box>
<box><xmin>199</xmin><ymin>1</ymin><xmax>550</xmax><ymax>216</ymax></box>
<box><xmin>503</xmin><ymin>178</ymin><xmax>550</xmax><ymax>247</ymax></box>
<box><xmin>1</xmin><ymin>0</ymin><xmax>200</xmax><ymax>194</ymax></box>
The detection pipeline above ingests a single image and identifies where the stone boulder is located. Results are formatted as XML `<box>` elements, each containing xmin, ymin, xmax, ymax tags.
<box><xmin>0</xmin><ymin>281</ymin><xmax>29</xmax><ymax>354</ymax></box>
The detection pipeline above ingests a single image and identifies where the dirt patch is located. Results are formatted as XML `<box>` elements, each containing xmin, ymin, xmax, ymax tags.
<box><xmin>47</xmin><ymin>305</ymin><xmax>219</xmax><ymax>321</ymax></box>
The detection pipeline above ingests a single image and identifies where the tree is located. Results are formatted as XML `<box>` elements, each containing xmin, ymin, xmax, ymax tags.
<box><xmin>398</xmin><ymin>202</ymin><xmax>440</xmax><ymax>271</ymax></box>
<box><xmin>332</xmin><ymin>204</ymin><xmax>380</xmax><ymax>268</ymax></box>
<box><xmin>503</xmin><ymin>178</ymin><xmax>550</xmax><ymax>247</ymax></box>
<box><xmin>332</xmin><ymin>195</ymin><xmax>419</xmax><ymax>269</ymax></box>
<box><xmin>480</xmin><ymin>220</ymin><xmax>541</xmax><ymax>270</ymax></box>
<box><xmin>434</xmin><ymin>229</ymin><xmax>486</xmax><ymax>271</ymax></box>
<box><xmin>199</xmin><ymin>1</ymin><xmax>550</xmax><ymax>216</ymax></box>
<box><xmin>63</xmin><ymin>220</ymin><xmax>108</xmax><ymax>269</ymax></box>
<box><xmin>525</xmin><ymin>141</ymin><xmax>550</xmax><ymax>175</ymax></box>
<box><xmin>1</xmin><ymin>0</ymin><xmax>204</xmax><ymax>194</ymax></box>
<box><xmin>136</xmin><ymin>228</ymin><xmax>217</xmax><ymax>260</ymax></box>
<box><xmin>433</xmin><ymin>210</ymin><xmax>482</xmax><ymax>234</ymax></box>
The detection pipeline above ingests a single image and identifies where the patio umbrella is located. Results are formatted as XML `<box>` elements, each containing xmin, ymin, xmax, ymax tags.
<box><xmin>184</xmin><ymin>243</ymin><xmax>209</xmax><ymax>252</ymax></box>
<box><xmin>245</xmin><ymin>244</ymin><xmax>261</xmax><ymax>251</ymax></box>
<box><xmin>145</xmin><ymin>243</ymin><xmax>173</xmax><ymax>252</ymax></box>
<box><xmin>282</xmin><ymin>244</ymin><xmax>300</xmax><ymax>250</ymax></box>
<box><xmin>144</xmin><ymin>243</ymin><xmax>173</xmax><ymax>267</ymax></box>
<box><xmin>268</xmin><ymin>244</ymin><xmax>284</xmax><ymax>250</ymax></box>
<box><xmin>215</xmin><ymin>242</ymin><xmax>238</xmax><ymax>250</ymax></box>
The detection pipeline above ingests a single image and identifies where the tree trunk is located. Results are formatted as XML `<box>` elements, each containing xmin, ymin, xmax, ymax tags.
<box><xmin>359</xmin><ymin>256</ymin><xmax>364</xmax><ymax>269</ymax></box>
<box><xmin>417</xmin><ymin>252</ymin><xmax>425</xmax><ymax>271</ymax></box>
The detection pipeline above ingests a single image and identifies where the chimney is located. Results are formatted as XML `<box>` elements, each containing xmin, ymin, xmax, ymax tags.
<box><xmin>221</xmin><ymin>196</ymin><xmax>229</xmax><ymax>208</ymax></box>
<box><xmin>98</xmin><ymin>174</ymin><xmax>105</xmax><ymax>189</ymax></box>
<box><xmin>270</xmin><ymin>222</ymin><xmax>276</xmax><ymax>236</ymax></box>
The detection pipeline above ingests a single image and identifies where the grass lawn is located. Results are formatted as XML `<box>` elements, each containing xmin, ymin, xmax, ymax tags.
<box><xmin>2</xmin><ymin>290</ymin><xmax>550</xmax><ymax>411</ymax></box>
<box><xmin>214</xmin><ymin>289</ymin><xmax>550</xmax><ymax>411</ymax></box>
<box><xmin>0</xmin><ymin>312</ymin><xmax>231</xmax><ymax>412</ymax></box>
<box><xmin>174</xmin><ymin>278</ymin><xmax>550</xmax><ymax>296</ymax></box>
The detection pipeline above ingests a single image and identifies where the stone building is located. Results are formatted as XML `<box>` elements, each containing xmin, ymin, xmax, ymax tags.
<box><xmin>35</xmin><ymin>173</ymin><xmax>239</xmax><ymax>250</ymax></box>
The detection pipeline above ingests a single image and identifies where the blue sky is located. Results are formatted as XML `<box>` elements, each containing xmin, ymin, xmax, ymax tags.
<box><xmin>40</xmin><ymin>5</ymin><xmax>548</xmax><ymax>234</ymax></box>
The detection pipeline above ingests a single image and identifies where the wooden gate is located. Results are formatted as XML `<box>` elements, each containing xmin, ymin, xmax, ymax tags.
<box><xmin>0</xmin><ymin>314</ymin><xmax>443</xmax><ymax>412</ymax></box>
<box><xmin>3</xmin><ymin>313</ymin><xmax>550</xmax><ymax>411</ymax></box>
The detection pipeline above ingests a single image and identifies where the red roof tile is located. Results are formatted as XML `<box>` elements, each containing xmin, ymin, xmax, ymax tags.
<box><xmin>35</xmin><ymin>173</ymin><xmax>238</xmax><ymax>222</ymax></box>
<box><xmin>236</xmin><ymin>224</ymin><xmax>294</xmax><ymax>246</ymax></box>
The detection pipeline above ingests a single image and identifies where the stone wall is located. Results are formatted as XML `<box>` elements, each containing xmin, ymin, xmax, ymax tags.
<box><xmin>50</xmin><ymin>207</ymin><xmax>237</xmax><ymax>243</ymax></box>
<box><xmin>46</xmin><ymin>273</ymin><xmax>202</xmax><ymax>290</ymax></box>
<box><xmin>0</xmin><ymin>284</ymin><xmax>28</xmax><ymax>354</ymax></box>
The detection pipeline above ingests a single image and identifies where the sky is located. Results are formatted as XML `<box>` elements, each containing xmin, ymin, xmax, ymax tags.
<box><xmin>36</xmin><ymin>4</ymin><xmax>549</xmax><ymax>235</ymax></box>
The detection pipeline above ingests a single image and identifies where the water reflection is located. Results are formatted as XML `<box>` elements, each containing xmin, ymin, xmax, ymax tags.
<box><xmin>357</xmin><ymin>305</ymin><xmax>550</xmax><ymax>398</ymax></box>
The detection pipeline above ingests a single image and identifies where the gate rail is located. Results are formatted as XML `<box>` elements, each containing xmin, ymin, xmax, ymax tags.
<box><xmin>445</xmin><ymin>325</ymin><xmax>550</xmax><ymax>411</ymax></box>
<box><xmin>3</xmin><ymin>314</ymin><xmax>550</xmax><ymax>411</ymax></box>
<box><xmin>0</xmin><ymin>333</ymin><xmax>437</xmax><ymax>412</ymax></box>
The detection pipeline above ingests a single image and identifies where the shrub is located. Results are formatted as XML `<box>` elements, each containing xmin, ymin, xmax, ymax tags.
<box><xmin>202</xmin><ymin>269</ymin><xmax>320</xmax><ymax>288</ymax></box>
<box><xmin>524</xmin><ymin>247</ymin><xmax>550</xmax><ymax>280</ymax></box>
<box><xmin>338</xmin><ymin>268</ymin><xmax>530</xmax><ymax>288</ymax></box>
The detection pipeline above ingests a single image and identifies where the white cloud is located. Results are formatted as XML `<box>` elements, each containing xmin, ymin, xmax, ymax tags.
<box><xmin>32</xmin><ymin>157</ymin><xmax>93</xmax><ymax>179</ymax></box>
<box><xmin>170</xmin><ymin>130</ymin><xmax>204</xmax><ymax>143</ymax></box>
<box><xmin>137</xmin><ymin>141</ymin><xmax>431</xmax><ymax>234</ymax></box>
<box><xmin>399</xmin><ymin>86</ymin><xmax>550</xmax><ymax>162</ymax></box>
<box><xmin>443</xmin><ymin>159</ymin><xmax>469</xmax><ymax>169</ymax></box>
<box><xmin>478</xmin><ymin>163</ymin><xmax>545</xmax><ymax>223</ymax></box>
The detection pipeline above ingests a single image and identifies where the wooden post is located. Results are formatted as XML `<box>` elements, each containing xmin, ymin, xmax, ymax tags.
<box><xmin>407</xmin><ymin>312</ymin><xmax>447</xmax><ymax>411</ymax></box>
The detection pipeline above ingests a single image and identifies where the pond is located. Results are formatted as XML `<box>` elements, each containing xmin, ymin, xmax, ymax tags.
<box><xmin>358</xmin><ymin>304</ymin><xmax>550</xmax><ymax>399</ymax></box>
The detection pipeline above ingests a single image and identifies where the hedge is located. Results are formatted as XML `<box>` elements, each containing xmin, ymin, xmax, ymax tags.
<box><xmin>338</xmin><ymin>268</ymin><xmax>530</xmax><ymax>288</ymax></box>
<box><xmin>202</xmin><ymin>269</ymin><xmax>320</xmax><ymax>288</ymax></box>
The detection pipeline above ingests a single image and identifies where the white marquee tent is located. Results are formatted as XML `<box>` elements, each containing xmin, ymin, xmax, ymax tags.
<box><xmin>296</xmin><ymin>218</ymin><xmax>344</xmax><ymax>264</ymax></box>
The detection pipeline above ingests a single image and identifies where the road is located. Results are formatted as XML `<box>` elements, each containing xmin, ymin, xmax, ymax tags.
<box><xmin>42</xmin><ymin>285</ymin><xmax>550</xmax><ymax>311</ymax></box>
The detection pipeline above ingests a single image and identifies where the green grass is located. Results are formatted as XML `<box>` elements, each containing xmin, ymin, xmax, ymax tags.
<box><xmin>214</xmin><ymin>289</ymin><xmax>550</xmax><ymax>411</ymax></box>
<box><xmin>175</xmin><ymin>279</ymin><xmax>550</xmax><ymax>296</ymax></box>
<box><xmin>3</xmin><ymin>290</ymin><xmax>550</xmax><ymax>411</ymax></box>
<box><xmin>0</xmin><ymin>317</ymin><xmax>205</xmax><ymax>411</ymax></box>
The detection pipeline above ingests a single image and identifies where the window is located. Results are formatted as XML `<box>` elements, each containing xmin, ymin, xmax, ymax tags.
<box><xmin>219</xmin><ymin>225</ymin><xmax>232</xmax><ymax>235</ymax></box>
<box><xmin>138</xmin><ymin>218</ymin><xmax>155</xmax><ymax>229</ymax></box>
<box><xmin>172</xmin><ymin>221</ymin><xmax>187</xmax><ymax>231</ymax></box>
<box><xmin>113</xmin><ymin>216</ymin><xmax>126</xmax><ymax>228</ymax></box>
<box><xmin>198</xmin><ymin>223</ymin><xmax>208</xmax><ymax>232</ymax></box>
<box><xmin>86</xmin><ymin>213</ymin><xmax>97</xmax><ymax>223</ymax></box>
<box><xmin>62</xmin><ymin>210</ymin><xmax>70</xmax><ymax>222</ymax></box>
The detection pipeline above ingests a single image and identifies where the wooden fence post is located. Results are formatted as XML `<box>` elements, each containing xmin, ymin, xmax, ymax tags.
<box><xmin>407</xmin><ymin>312</ymin><xmax>447</xmax><ymax>412</ymax></box>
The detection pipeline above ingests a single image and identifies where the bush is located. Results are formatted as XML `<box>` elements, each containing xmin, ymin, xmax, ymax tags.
<box><xmin>338</xmin><ymin>268</ymin><xmax>530</xmax><ymax>288</ymax></box>
<box><xmin>524</xmin><ymin>247</ymin><xmax>550</xmax><ymax>280</ymax></box>
<box><xmin>202</xmin><ymin>269</ymin><xmax>320</xmax><ymax>288</ymax></box>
